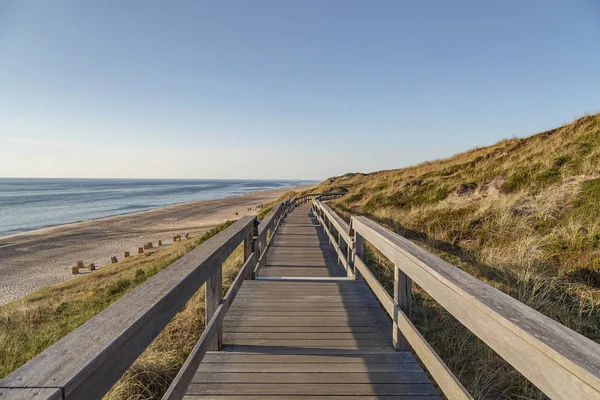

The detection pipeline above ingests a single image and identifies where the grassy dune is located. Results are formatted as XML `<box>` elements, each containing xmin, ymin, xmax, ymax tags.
<box><xmin>0</xmin><ymin>221</ymin><xmax>242</xmax><ymax>399</ymax></box>
<box><xmin>316</xmin><ymin>113</ymin><xmax>600</xmax><ymax>399</ymax></box>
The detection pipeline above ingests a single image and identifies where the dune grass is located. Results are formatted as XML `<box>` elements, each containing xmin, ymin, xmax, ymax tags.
<box><xmin>316</xmin><ymin>113</ymin><xmax>600</xmax><ymax>399</ymax></box>
<box><xmin>0</xmin><ymin>221</ymin><xmax>242</xmax><ymax>400</ymax></box>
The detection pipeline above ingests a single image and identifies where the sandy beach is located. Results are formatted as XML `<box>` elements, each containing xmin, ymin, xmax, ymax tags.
<box><xmin>0</xmin><ymin>184</ymin><xmax>315</xmax><ymax>305</ymax></box>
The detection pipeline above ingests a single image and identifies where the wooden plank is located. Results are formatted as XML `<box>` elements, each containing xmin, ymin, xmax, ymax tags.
<box><xmin>258</xmin><ymin>270</ymin><xmax>346</xmax><ymax>278</ymax></box>
<box><xmin>314</xmin><ymin>200</ymin><xmax>352</xmax><ymax>245</ymax></box>
<box><xmin>186</xmin><ymin>383</ymin><xmax>439</xmax><ymax>396</ymax></box>
<box><xmin>202</xmin><ymin>352</ymin><xmax>417</xmax><ymax>363</ymax></box>
<box><xmin>352</xmin><ymin>215</ymin><xmax>600</xmax><ymax>399</ymax></box>
<box><xmin>221</xmin><ymin>326</ymin><xmax>389</xmax><ymax>333</ymax></box>
<box><xmin>193</xmin><ymin>372</ymin><xmax>430</xmax><ymax>384</ymax></box>
<box><xmin>223</xmin><ymin>322</ymin><xmax>391</xmax><ymax>329</ymax></box>
<box><xmin>224</xmin><ymin>332</ymin><xmax>387</xmax><ymax>340</ymax></box>
<box><xmin>0</xmin><ymin>216</ymin><xmax>256</xmax><ymax>400</ymax></box>
<box><xmin>225</xmin><ymin>311</ymin><xmax>385</xmax><ymax>318</ymax></box>
<box><xmin>222</xmin><ymin>339</ymin><xmax>392</xmax><ymax>348</ymax></box>
<box><xmin>218</xmin><ymin>345</ymin><xmax>397</xmax><ymax>355</ymax></box>
<box><xmin>234</xmin><ymin>292</ymin><xmax>374</xmax><ymax>298</ymax></box>
<box><xmin>232</xmin><ymin>291</ymin><xmax>371</xmax><ymax>301</ymax></box>
<box><xmin>237</xmin><ymin>282</ymin><xmax>362</xmax><ymax>289</ymax></box>
<box><xmin>0</xmin><ymin>388</ymin><xmax>62</xmax><ymax>400</ymax></box>
<box><xmin>196</xmin><ymin>363</ymin><xmax>426</xmax><ymax>373</ymax></box>
<box><xmin>229</xmin><ymin>305</ymin><xmax>374</xmax><ymax>311</ymax></box>
<box><xmin>205</xmin><ymin>266</ymin><xmax>222</xmax><ymax>351</ymax></box>
<box><xmin>354</xmin><ymin>256</ymin><xmax>471</xmax><ymax>400</ymax></box>
<box><xmin>162</xmin><ymin>304</ymin><xmax>226</xmax><ymax>400</ymax></box>
<box><xmin>184</xmin><ymin>396</ymin><xmax>441</xmax><ymax>400</ymax></box>
<box><xmin>223</xmin><ymin>252</ymin><xmax>256</xmax><ymax>310</ymax></box>
<box><xmin>394</xmin><ymin>265</ymin><xmax>412</xmax><ymax>351</ymax></box>
<box><xmin>223</xmin><ymin>316</ymin><xmax>391</xmax><ymax>324</ymax></box>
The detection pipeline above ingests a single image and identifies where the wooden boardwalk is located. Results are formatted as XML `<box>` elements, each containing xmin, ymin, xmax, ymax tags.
<box><xmin>6</xmin><ymin>196</ymin><xmax>600</xmax><ymax>400</ymax></box>
<box><xmin>184</xmin><ymin>204</ymin><xmax>440</xmax><ymax>399</ymax></box>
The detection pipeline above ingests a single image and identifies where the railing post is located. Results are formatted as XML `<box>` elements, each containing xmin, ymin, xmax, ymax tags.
<box><xmin>337</xmin><ymin>232</ymin><xmax>342</xmax><ymax>266</ymax></box>
<box><xmin>393</xmin><ymin>266</ymin><xmax>412</xmax><ymax>351</ymax></box>
<box><xmin>353</xmin><ymin>232</ymin><xmax>363</xmax><ymax>280</ymax></box>
<box><xmin>244</xmin><ymin>222</ymin><xmax>258</xmax><ymax>280</ymax></box>
<box><xmin>205</xmin><ymin>265</ymin><xmax>223</xmax><ymax>350</ymax></box>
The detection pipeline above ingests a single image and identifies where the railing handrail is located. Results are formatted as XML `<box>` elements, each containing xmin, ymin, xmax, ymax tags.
<box><xmin>312</xmin><ymin>197</ymin><xmax>600</xmax><ymax>400</ymax></box>
<box><xmin>0</xmin><ymin>216</ymin><xmax>258</xmax><ymax>400</ymax></box>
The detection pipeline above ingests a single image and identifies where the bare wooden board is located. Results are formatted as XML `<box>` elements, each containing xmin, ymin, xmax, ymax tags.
<box><xmin>185</xmin><ymin>383</ymin><xmax>439</xmax><ymax>396</ymax></box>
<box><xmin>184</xmin><ymin>396</ymin><xmax>441</xmax><ymax>400</ymax></box>
<box><xmin>0</xmin><ymin>388</ymin><xmax>62</xmax><ymax>400</ymax></box>
<box><xmin>183</xmin><ymin>205</ymin><xmax>440</xmax><ymax>399</ymax></box>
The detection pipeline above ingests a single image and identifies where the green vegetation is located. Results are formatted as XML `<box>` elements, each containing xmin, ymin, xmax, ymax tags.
<box><xmin>257</xmin><ymin>204</ymin><xmax>274</xmax><ymax>220</ymax></box>
<box><xmin>0</xmin><ymin>221</ymin><xmax>241</xmax><ymax>400</ymax></box>
<box><xmin>316</xmin><ymin>113</ymin><xmax>600</xmax><ymax>399</ymax></box>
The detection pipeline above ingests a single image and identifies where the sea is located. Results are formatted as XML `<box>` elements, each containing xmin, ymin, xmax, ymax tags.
<box><xmin>0</xmin><ymin>178</ymin><xmax>315</xmax><ymax>237</ymax></box>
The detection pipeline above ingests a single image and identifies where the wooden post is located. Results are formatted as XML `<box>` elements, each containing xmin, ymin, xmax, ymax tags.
<box><xmin>346</xmin><ymin>239</ymin><xmax>354</xmax><ymax>279</ymax></box>
<box><xmin>354</xmin><ymin>233</ymin><xmax>363</xmax><ymax>280</ymax></box>
<box><xmin>244</xmin><ymin>224</ymin><xmax>257</xmax><ymax>280</ymax></box>
<box><xmin>393</xmin><ymin>266</ymin><xmax>412</xmax><ymax>351</ymax></box>
<box><xmin>205</xmin><ymin>265</ymin><xmax>223</xmax><ymax>351</ymax></box>
<box><xmin>337</xmin><ymin>232</ymin><xmax>342</xmax><ymax>266</ymax></box>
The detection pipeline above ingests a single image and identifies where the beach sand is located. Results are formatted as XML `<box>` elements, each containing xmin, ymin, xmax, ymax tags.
<box><xmin>0</xmin><ymin>184</ymin><xmax>315</xmax><ymax>305</ymax></box>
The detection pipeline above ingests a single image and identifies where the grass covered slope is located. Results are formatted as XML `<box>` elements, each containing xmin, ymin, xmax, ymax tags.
<box><xmin>0</xmin><ymin>221</ymin><xmax>242</xmax><ymax>399</ymax></box>
<box><xmin>317</xmin><ymin>113</ymin><xmax>600</xmax><ymax>398</ymax></box>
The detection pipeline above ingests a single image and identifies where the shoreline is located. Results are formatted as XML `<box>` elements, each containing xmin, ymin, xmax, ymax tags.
<box><xmin>0</xmin><ymin>184</ymin><xmax>316</xmax><ymax>306</ymax></box>
<box><xmin>0</xmin><ymin>185</ymin><xmax>313</xmax><ymax>240</ymax></box>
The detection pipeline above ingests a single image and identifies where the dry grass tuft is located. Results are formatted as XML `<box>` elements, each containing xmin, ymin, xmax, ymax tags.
<box><xmin>317</xmin><ymin>113</ymin><xmax>600</xmax><ymax>399</ymax></box>
<box><xmin>0</xmin><ymin>221</ymin><xmax>240</xmax><ymax>400</ymax></box>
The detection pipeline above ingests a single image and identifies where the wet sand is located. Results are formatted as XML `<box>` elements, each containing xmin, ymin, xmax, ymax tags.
<box><xmin>0</xmin><ymin>184</ymin><xmax>315</xmax><ymax>305</ymax></box>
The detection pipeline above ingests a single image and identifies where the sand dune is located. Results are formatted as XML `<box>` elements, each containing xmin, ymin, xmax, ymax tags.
<box><xmin>0</xmin><ymin>185</ymin><xmax>314</xmax><ymax>305</ymax></box>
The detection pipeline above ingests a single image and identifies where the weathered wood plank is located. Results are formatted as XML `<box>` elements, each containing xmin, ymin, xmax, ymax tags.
<box><xmin>313</xmin><ymin>200</ymin><xmax>352</xmax><ymax>245</ymax></box>
<box><xmin>196</xmin><ymin>363</ymin><xmax>425</xmax><ymax>373</ymax></box>
<box><xmin>223</xmin><ymin>332</ymin><xmax>387</xmax><ymax>339</ymax></box>
<box><xmin>0</xmin><ymin>388</ymin><xmax>62</xmax><ymax>400</ymax></box>
<box><xmin>353</xmin><ymin>256</ymin><xmax>471</xmax><ymax>400</ymax></box>
<box><xmin>0</xmin><ymin>216</ymin><xmax>256</xmax><ymax>400</ymax></box>
<box><xmin>221</xmin><ymin>326</ymin><xmax>389</xmax><ymax>333</ymax></box>
<box><xmin>352</xmin><ymin>215</ymin><xmax>600</xmax><ymax>399</ymax></box>
<box><xmin>205</xmin><ymin>266</ymin><xmax>222</xmax><ymax>351</ymax></box>
<box><xmin>186</xmin><ymin>383</ymin><xmax>439</xmax><ymax>396</ymax></box>
<box><xmin>193</xmin><ymin>372</ymin><xmax>430</xmax><ymax>383</ymax></box>
<box><xmin>184</xmin><ymin>396</ymin><xmax>441</xmax><ymax>400</ymax></box>
<box><xmin>221</xmin><ymin>339</ymin><xmax>392</xmax><ymax>347</ymax></box>
<box><xmin>222</xmin><ymin>252</ymin><xmax>256</xmax><ymax>309</ymax></box>
<box><xmin>218</xmin><ymin>345</ymin><xmax>397</xmax><ymax>355</ymax></box>
<box><xmin>162</xmin><ymin>304</ymin><xmax>226</xmax><ymax>400</ymax></box>
<box><xmin>201</xmin><ymin>352</ymin><xmax>417</xmax><ymax>363</ymax></box>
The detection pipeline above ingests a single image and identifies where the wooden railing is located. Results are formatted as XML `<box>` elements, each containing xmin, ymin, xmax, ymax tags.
<box><xmin>10</xmin><ymin>190</ymin><xmax>592</xmax><ymax>400</ymax></box>
<box><xmin>0</xmin><ymin>198</ymin><xmax>300</xmax><ymax>400</ymax></box>
<box><xmin>253</xmin><ymin>201</ymin><xmax>287</xmax><ymax>277</ymax></box>
<box><xmin>312</xmin><ymin>197</ymin><xmax>600</xmax><ymax>400</ymax></box>
<box><xmin>0</xmin><ymin>194</ymin><xmax>337</xmax><ymax>400</ymax></box>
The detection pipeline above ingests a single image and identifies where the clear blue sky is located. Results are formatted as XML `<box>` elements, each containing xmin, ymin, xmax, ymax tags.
<box><xmin>0</xmin><ymin>1</ymin><xmax>598</xmax><ymax>180</ymax></box>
